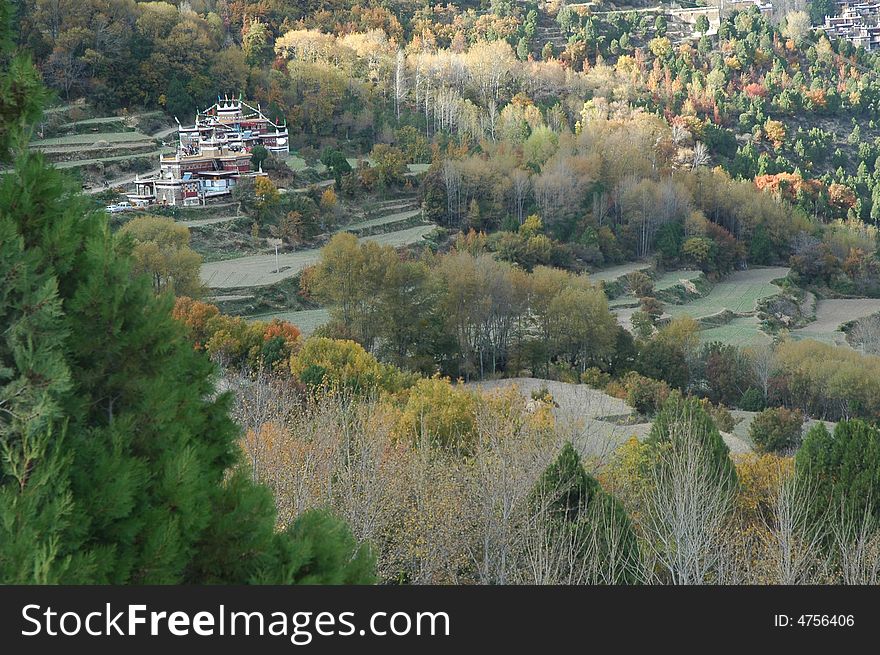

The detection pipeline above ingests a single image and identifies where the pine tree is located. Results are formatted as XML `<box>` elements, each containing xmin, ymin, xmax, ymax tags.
<box><xmin>646</xmin><ymin>393</ymin><xmax>738</xmax><ymax>493</ymax></box>
<box><xmin>531</xmin><ymin>443</ymin><xmax>641</xmax><ymax>583</ymax></box>
<box><xmin>0</xmin><ymin>5</ymin><xmax>373</xmax><ymax>583</ymax></box>
<box><xmin>797</xmin><ymin>420</ymin><xmax>880</xmax><ymax>527</ymax></box>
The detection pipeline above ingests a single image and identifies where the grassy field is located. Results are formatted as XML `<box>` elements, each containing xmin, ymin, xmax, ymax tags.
<box><xmin>346</xmin><ymin>207</ymin><xmax>421</xmax><ymax>231</ymax></box>
<box><xmin>180</xmin><ymin>215</ymin><xmax>241</xmax><ymax>228</ymax></box>
<box><xmin>791</xmin><ymin>298</ymin><xmax>880</xmax><ymax>346</ymax></box>
<box><xmin>353</xmin><ymin>224</ymin><xmax>435</xmax><ymax>247</ymax></box>
<box><xmin>248</xmin><ymin>308</ymin><xmax>330</xmax><ymax>336</ymax></box>
<box><xmin>664</xmin><ymin>267</ymin><xmax>789</xmax><ymax>319</ymax></box>
<box><xmin>589</xmin><ymin>261</ymin><xmax>651</xmax><ymax>284</ymax></box>
<box><xmin>654</xmin><ymin>269</ymin><xmax>702</xmax><ymax>290</ymax></box>
<box><xmin>699</xmin><ymin>316</ymin><xmax>772</xmax><ymax>346</ymax></box>
<box><xmin>54</xmin><ymin>149</ymin><xmax>172</xmax><ymax>169</ymax></box>
<box><xmin>200</xmin><ymin>224</ymin><xmax>436</xmax><ymax>288</ymax></box>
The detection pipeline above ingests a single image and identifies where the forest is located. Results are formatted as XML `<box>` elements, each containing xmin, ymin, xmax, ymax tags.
<box><xmin>3</xmin><ymin>0</ymin><xmax>880</xmax><ymax>585</ymax></box>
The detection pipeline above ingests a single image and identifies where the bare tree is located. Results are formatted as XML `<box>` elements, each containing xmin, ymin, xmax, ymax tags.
<box><xmin>518</xmin><ymin>481</ymin><xmax>645</xmax><ymax>585</ymax></box>
<box><xmin>469</xmin><ymin>404</ymin><xmax>553</xmax><ymax>584</ymax></box>
<box><xmin>591</xmin><ymin>190</ymin><xmax>609</xmax><ymax>227</ymax></box>
<box><xmin>833</xmin><ymin>503</ymin><xmax>880</xmax><ymax>585</ymax></box>
<box><xmin>746</xmin><ymin>343</ymin><xmax>776</xmax><ymax>400</ymax></box>
<box><xmin>45</xmin><ymin>48</ymin><xmax>85</xmax><ymax>99</ymax></box>
<box><xmin>849</xmin><ymin>315</ymin><xmax>880</xmax><ymax>355</ymax></box>
<box><xmin>670</xmin><ymin>123</ymin><xmax>690</xmax><ymax>146</ymax></box>
<box><xmin>765</xmin><ymin>472</ymin><xmax>829</xmax><ymax>584</ymax></box>
<box><xmin>511</xmin><ymin>168</ymin><xmax>531</xmax><ymax>225</ymax></box>
<box><xmin>394</xmin><ymin>49</ymin><xmax>407</xmax><ymax>120</ymax></box>
<box><xmin>691</xmin><ymin>141</ymin><xmax>711</xmax><ymax>168</ymax></box>
<box><xmin>641</xmin><ymin>416</ymin><xmax>736</xmax><ymax>584</ymax></box>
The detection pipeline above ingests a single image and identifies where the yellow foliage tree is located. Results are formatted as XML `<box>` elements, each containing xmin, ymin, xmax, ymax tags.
<box><xmin>395</xmin><ymin>375</ymin><xmax>478</xmax><ymax>450</ymax></box>
<box><xmin>291</xmin><ymin>337</ymin><xmax>407</xmax><ymax>393</ymax></box>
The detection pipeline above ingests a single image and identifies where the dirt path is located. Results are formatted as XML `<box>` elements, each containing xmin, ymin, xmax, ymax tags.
<box><xmin>200</xmin><ymin>224</ymin><xmax>435</xmax><ymax>289</ymax></box>
<box><xmin>180</xmin><ymin>215</ymin><xmax>240</xmax><ymax>228</ymax></box>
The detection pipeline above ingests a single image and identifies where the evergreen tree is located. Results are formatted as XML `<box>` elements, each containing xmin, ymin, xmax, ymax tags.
<box><xmin>531</xmin><ymin>443</ymin><xmax>641</xmax><ymax>583</ymax></box>
<box><xmin>0</xmin><ymin>10</ymin><xmax>374</xmax><ymax>583</ymax></box>
<box><xmin>646</xmin><ymin>393</ymin><xmax>738</xmax><ymax>493</ymax></box>
<box><xmin>0</xmin><ymin>3</ymin><xmax>47</xmax><ymax>160</ymax></box>
<box><xmin>796</xmin><ymin>420</ymin><xmax>880</xmax><ymax>526</ymax></box>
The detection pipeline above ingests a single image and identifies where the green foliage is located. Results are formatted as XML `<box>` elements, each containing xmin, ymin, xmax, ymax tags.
<box><xmin>0</xmin><ymin>150</ymin><xmax>373</xmax><ymax>583</ymax></box>
<box><xmin>647</xmin><ymin>393</ymin><xmax>738</xmax><ymax>492</ymax></box>
<box><xmin>531</xmin><ymin>443</ymin><xmax>641</xmax><ymax>583</ymax></box>
<box><xmin>796</xmin><ymin>420</ymin><xmax>880</xmax><ymax>525</ymax></box>
<box><xmin>749</xmin><ymin>407</ymin><xmax>804</xmax><ymax>453</ymax></box>
<box><xmin>636</xmin><ymin>337</ymin><xmax>688</xmax><ymax>390</ymax></box>
<box><xmin>320</xmin><ymin>148</ymin><xmax>352</xmax><ymax>187</ymax></box>
<box><xmin>739</xmin><ymin>387</ymin><xmax>766</xmax><ymax>411</ymax></box>
<box><xmin>0</xmin><ymin>42</ymin><xmax>372</xmax><ymax>583</ymax></box>
<box><xmin>250</xmin><ymin>144</ymin><xmax>269</xmax><ymax>170</ymax></box>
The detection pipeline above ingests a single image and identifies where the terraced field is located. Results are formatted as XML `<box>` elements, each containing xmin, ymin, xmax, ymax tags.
<box><xmin>611</xmin><ymin>267</ymin><xmax>786</xmax><ymax>342</ymax></box>
<box><xmin>589</xmin><ymin>261</ymin><xmax>651</xmax><ymax>284</ymax></box>
<box><xmin>249</xmin><ymin>308</ymin><xmax>330</xmax><ymax>336</ymax></box>
<box><xmin>201</xmin><ymin>224</ymin><xmax>436</xmax><ymax>288</ymax></box>
<box><xmin>698</xmin><ymin>316</ymin><xmax>772</xmax><ymax>346</ymax></box>
<box><xmin>664</xmin><ymin>267</ymin><xmax>789</xmax><ymax>319</ymax></box>
<box><xmin>32</xmin><ymin>131</ymin><xmax>155</xmax><ymax>146</ymax></box>
<box><xmin>654</xmin><ymin>269</ymin><xmax>702</xmax><ymax>290</ymax></box>
<box><xmin>180</xmin><ymin>215</ymin><xmax>241</xmax><ymax>228</ymax></box>
<box><xmin>346</xmin><ymin>207</ymin><xmax>421</xmax><ymax>232</ymax></box>
<box><xmin>791</xmin><ymin>298</ymin><xmax>880</xmax><ymax>346</ymax></box>
<box><xmin>285</xmin><ymin>152</ymin><xmax>430</xmax><ymax>175</ymax></box>
<box><xmin>54</xmin><ymin>149</ymin><xmax>172</xmax><ymax>169</ymax></box>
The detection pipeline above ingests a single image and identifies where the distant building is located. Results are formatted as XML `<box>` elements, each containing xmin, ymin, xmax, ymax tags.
<box><xmin>128</xmin><ymin>95</ymin><xmax>288</xmax><ymax>207</ymax></box>
<box><xmin>822</xmin><ymin>2</ymin><xmax>880</xmax><ymax>51</ymax></box>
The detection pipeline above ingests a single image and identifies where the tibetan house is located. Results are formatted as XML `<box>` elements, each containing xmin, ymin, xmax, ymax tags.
<box><xmin>128</xmin><ymin>95</ymin><xmax>288</xmax><ymax>207</ymax></box>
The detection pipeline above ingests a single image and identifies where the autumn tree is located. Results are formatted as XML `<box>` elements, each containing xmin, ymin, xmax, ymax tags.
<box><xmin>642</xmin><ymin>394</ymin><xmax>738</xmax><ymax>583</ymax></box>
<box><xmin>118</xmin><ymin>214</ymin><xmax>203</xmax><ymax>297</ymax></box>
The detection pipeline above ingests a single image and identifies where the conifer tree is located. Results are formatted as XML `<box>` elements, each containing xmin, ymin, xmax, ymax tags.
<box><xmin>797</xmin><ymin>420</ymin><xmax>880</xmax><ymax>526</ymax></box>
<box><xmin>531</xmin><ymin>443</ymin><xmax>641</xmax><ymax>584</ymax></box>
<box><xmin>646</xmin><ymin>393</ymin><xmax>738</xmax><ymax>493</ymax></box>
<box><xmin>0</xmin><ymin>4</ymin><xmax>373</xmax><ymax>583</ymax></box>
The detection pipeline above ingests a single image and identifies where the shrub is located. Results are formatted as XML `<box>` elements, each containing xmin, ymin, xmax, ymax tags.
<box><xmin>580</xmin><ymin>367</ymin><xmax>610</xmax><ymax>388</ymax></box>
<box><xmin>291</xmin><ymin>337</ymin><xmax>409</xmax><ymax>393</ymax></box>
<box><xmin>626</xmin><ymin>270</ymin><xmax>654</xmax><ymax>297</ymax></box>
<box><xmin>622</xmin><ymin>371</ymin><xmax>670</xmax><ymax>416</ymax></box>
<box><xmin>739</xmin><ymin>387</ymin><xmax>766</xmax><ymax>411</ymax></box>
<box><xmin>700</xmin><ymin>398</ymin><xmax>735</xmax><ymax>432</ymax></box>
<box><xmin>749</xmin><ymin>407</ymin><xmax>804</xmax><ymax>453</ymax></box>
